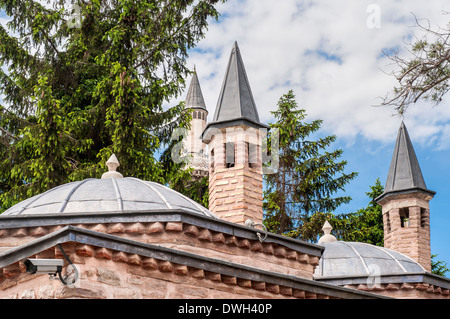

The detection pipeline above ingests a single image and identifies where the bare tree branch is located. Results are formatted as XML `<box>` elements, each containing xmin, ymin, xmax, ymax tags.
<box><xmin>379</xmin><ymin>12</ymin><xmax>450</xmax><ymax>114</ymax></box>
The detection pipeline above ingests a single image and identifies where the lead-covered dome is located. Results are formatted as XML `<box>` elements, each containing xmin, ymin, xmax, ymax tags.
<box><xmin>1</xmin><ymin>177</ymin><xmax>217</xmax><ymax>219</ymax></box>
<box><xmin>314</xmin><ymin>241</ymin><xmax>426</xmax><ymax>279</ymax></box>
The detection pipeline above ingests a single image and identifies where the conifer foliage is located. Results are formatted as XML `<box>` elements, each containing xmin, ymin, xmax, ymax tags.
<box><xmin>298</xmin><ymin>179</ymin><xmax>384</xmax><ymax>245</ymax></box>
<box><xmin>0</xmin><ymin>0</ymin><xmax>223</xmax><ymax>210</ymax></box>
<box><xmin>263</xmin><ymin>90</ymin><xmax>358</xmax><ymax>236</ymax></box>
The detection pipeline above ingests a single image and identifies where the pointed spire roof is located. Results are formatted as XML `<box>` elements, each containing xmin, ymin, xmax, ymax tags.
<box><xmin>185</xmin><ymin>68</ymin><xmax>207</xmax><ymax>111</ymax></box>
<box><xmin>376</xmin><ymin>122</ymin><xmax>435</xmax><ymax>202</ymax></box>
<box><xmin>202</xmin><ymin>42</ymin><xmax>268</xmax><ymax>141</ymax></box>
<box><xmin>213</xmin><ymin>41</ymin><xmax>260</xmax><ymax>123</ymax></box>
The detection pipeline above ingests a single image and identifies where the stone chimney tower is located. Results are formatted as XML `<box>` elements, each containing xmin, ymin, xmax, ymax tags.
<box><xmin>202</xmin><ymin>42</ymin><xmax>268</xmax><ymax>225</ymax></box>
<box><xmin>184</xmin><ymin>68</ymin><xmax>209</xmax><ymax>179</ymax></box>
<box><xmin>376</xmin><ymin>122</ymin><xmax>435</xmax><ymax>271</ymax></box>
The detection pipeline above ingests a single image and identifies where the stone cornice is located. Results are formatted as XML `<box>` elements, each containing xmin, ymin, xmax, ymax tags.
<box><xmin>0</xmin><ymin>226</ymin><xmax>383</xmax><ymax>299</ymax></box>
<box><xmin>0</xmin><ymin>210</ymin><xmax>324</xmax><ymax>257</ymax></box>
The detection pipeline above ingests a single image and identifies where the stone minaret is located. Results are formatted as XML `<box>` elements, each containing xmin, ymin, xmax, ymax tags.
<box><xmin>376</xmin><ymin>122</ymin><xmax>435</xmax><ymax>271</ymax></box>
<box><xmin>202</xmin><ymin>42</ymin><xmax>269</xmax><ymax>225</ymax></box>
<box><xmin>184</xmin><ymin>68</ymin><xmax>209</xmax><ymax>179</ymax></box>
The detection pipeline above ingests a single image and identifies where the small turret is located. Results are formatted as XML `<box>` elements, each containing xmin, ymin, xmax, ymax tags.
<box><xmin>184</xmin><ymin>68</ymin><xmax>209</xmax><ymax>178</ymax></box>
<box><xmin>376</xmin><ymin>122</ymin><xmax>434</xmax><ymax>271</ymax></box>
<box><xmin>202</xmin><ymin>42</ymin><xmax>268</xmax><ymax>225</ymax></box>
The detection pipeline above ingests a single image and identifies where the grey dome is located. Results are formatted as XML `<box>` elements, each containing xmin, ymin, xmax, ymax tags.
<box><xmin>314</xmin><ymin>241</ymin><xmax>426</xmax><ymax>279</ymax></box>
<box><xmin>1</xmin><ymin>177</ymin><xmax>217</xmax><ymax>219</ymax></box>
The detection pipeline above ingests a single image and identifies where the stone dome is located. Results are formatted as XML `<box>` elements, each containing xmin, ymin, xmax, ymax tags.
<box><xmin>1</xmin><ymin>177</ymin><xmax>217</xmax><ymax>219</ymax></box>
<box><xmin>314</xmin><ymin>241</ymin><xmax>426</xmax><ymax>279</ymax></box>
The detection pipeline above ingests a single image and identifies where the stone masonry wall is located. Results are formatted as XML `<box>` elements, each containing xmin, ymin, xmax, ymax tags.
<box><xmin>381</xmin><ymin>194</ymin><xmax>431</xmax><ymax>272</ymax></box>
<box><xmin>0</xmin><ymin>221</ymin><xmax>320</xmax><ymax>282</ymax></box>
<box><xmin>208</xmin><ymin>126</ymin><xmax>264</xmax><ymax>225</ymax></box>
<box><xmin>0</xmin><ymin>242</ymin><xmax>328</xmax><ymax>299</ymax></box>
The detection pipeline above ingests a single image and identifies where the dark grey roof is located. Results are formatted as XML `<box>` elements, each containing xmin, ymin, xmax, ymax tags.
<box><xmin>0</xmin><ymin>177</ymin><xmax>217</xmax><ymax>219</ymax></box>
<box><xmin>377</xmin><ymin>122</ymin><xmax>435</xmax><ymax>201</ymax></box>
<box><xmin>202</xmin><ymin>42</ymin><xmax>267</xmax><ymax>141</ymax></box>
<box><xmin>314</xmin><ymin>241</ymin><xmax>426</xmax><ymax>279</ymax></box>
<box><xmin>213</xmin><ymin>41</ymin><xmax>259</xmax><ymax>123</ymax></box>
<box><xmin>185</xmin><ymin>69</ymin><xmax>207</xmax><ymax>111</ymax></box>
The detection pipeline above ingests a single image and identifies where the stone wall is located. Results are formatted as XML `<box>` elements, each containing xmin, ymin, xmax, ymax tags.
<box><xmin>207</xmin><ymin>126</ymin><xmax>264</xmax><ymax>225</ymax></box>
<box><xmin>380</xmin><ymin>193</ymin><xmax>432</xmax><ymax>271</ymax></box>
<box><xmin>0</xmin><ymin>218</ymin><xmax>321</xmax><ymax>288</ymax></box>
<box><xmin>0</xmin><ymin>241</ymin><xmax>337</xmax><ymax>299</ymax></box>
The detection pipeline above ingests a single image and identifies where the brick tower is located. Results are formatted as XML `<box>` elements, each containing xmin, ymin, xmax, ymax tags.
<box><xmin>376</xmin><ymin>122</ymin><xmax>435</xmax><ymax>271</ymax></box>
<box><xmin>184</xmin><ymin>68</ymin><xmax>209</xmax><ymax>179</ymax></box>
<box><xmin>202</xmin><ymin>42</ymin><xmax>268</xmax><ymax>225</ymax></box>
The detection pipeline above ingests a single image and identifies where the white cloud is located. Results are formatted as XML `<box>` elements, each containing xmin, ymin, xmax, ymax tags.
<box><xmin>181</xmin><ymin>0</ymin><xmax>450</xmax><ymax>146</ymax></box>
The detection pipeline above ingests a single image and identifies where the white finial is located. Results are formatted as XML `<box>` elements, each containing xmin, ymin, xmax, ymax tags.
<box><xmin>101</xmin><ymin>154</ymin><xmax>123</xmax><ymax>179</ymax></box>
<box><xmin>106</xmin><ymin>154</ymin><xmax>120</xmax><ymax>171</ymax></box>
<box><xmin>322</xmin><ymin>220</ymin><xmax>332</xmax><ymax>235</ymax></box>
<box><xmin>318</xmin><ymin>220</ymin><xmax>337</xmax><ymax>245</ymax></box>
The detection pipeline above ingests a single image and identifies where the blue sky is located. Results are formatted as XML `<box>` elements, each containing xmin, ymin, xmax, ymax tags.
<box><xmin>1</xmin><ymin>1</ymin><xmax>450</xmax><ymax>267</ymax></box>
<box><xmin>178</xmin><ymin>0</ymin><xmax>450</xmax><ymax>266</ymax></box>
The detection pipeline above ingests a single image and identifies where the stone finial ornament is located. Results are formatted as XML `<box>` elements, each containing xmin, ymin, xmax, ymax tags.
<box><xmin>318</xmin><ymin>220</ymin><xmax>337</xmax><ymax>245</ymax></box>
<box><xmin>101</xmin><ymin>154</ymin><xmax>124</xmax><ymax>179</ymax></box>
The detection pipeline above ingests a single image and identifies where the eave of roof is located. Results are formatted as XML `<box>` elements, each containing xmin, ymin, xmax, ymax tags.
<box><xmin>315</xmin><ymin>272</ymin><xmax>450</xmax><ymax>290</ymax></box>
<box><xmin>0</xmin><ymin>225</ymin><xmax>386</xmax><ymax>299</ymax></box>
<box><xmin>0</xmin><ymin>210</ymin><xmax>324</xmax><ymax>257</ymax></box>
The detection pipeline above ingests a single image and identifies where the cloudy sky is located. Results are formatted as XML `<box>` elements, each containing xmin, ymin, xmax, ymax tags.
<box><xmin>181</xmin><ymin>0</ymin><xmax>450</xmax><ymax>265</ymax></box>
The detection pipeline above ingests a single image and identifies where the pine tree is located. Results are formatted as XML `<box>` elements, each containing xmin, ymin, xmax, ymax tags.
<box><xmin>0</xmin><ymin>0</ymin><xmax>223</xmax><ymax>210</ymax></box>
<box><xmin>263</xmin><ymin>90</ymin><xmax>358</xmax><ymax>236</ymax></box>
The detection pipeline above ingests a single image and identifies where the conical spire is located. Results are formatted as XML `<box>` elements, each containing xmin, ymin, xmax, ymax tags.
<box><xmin>378</xmin><ymin>122</ymin><xmax>435</xmax><ymax>200</ymax></box>
<box><xmin>185</xmin><ymin>68</ymin><xmax>207</xmax><ymax>110</ymax></box>
<box><xmin>202</xmin><ymin>42</ymin><xmax>267</xmax><ymax>141</ymax></box>
<box><xmin>212</xmin><ymin>41</ymin><xmax>260</xmax><ymax>123</ymax></box>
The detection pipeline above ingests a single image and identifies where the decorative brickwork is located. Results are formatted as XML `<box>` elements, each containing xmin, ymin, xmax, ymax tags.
<box><xmin>378</xmin><ymin>192</ymin><xmax>433</xmax><ymax>272</ymax></box>
<box><xmin>207</xmin><ymin>126</ymin><xmax>264</xmax><ymax>225</ymax></box>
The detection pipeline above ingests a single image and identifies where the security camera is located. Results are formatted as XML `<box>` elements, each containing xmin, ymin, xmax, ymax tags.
<box><xmin>23</xmin><ymin>245</ymin><xmax>79</xmax><ymax>285</ymax></box>
<box><xmin>23</xmin><ymin>258</ymin><xmax>64</xmax><ymax>275</ymax></box>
